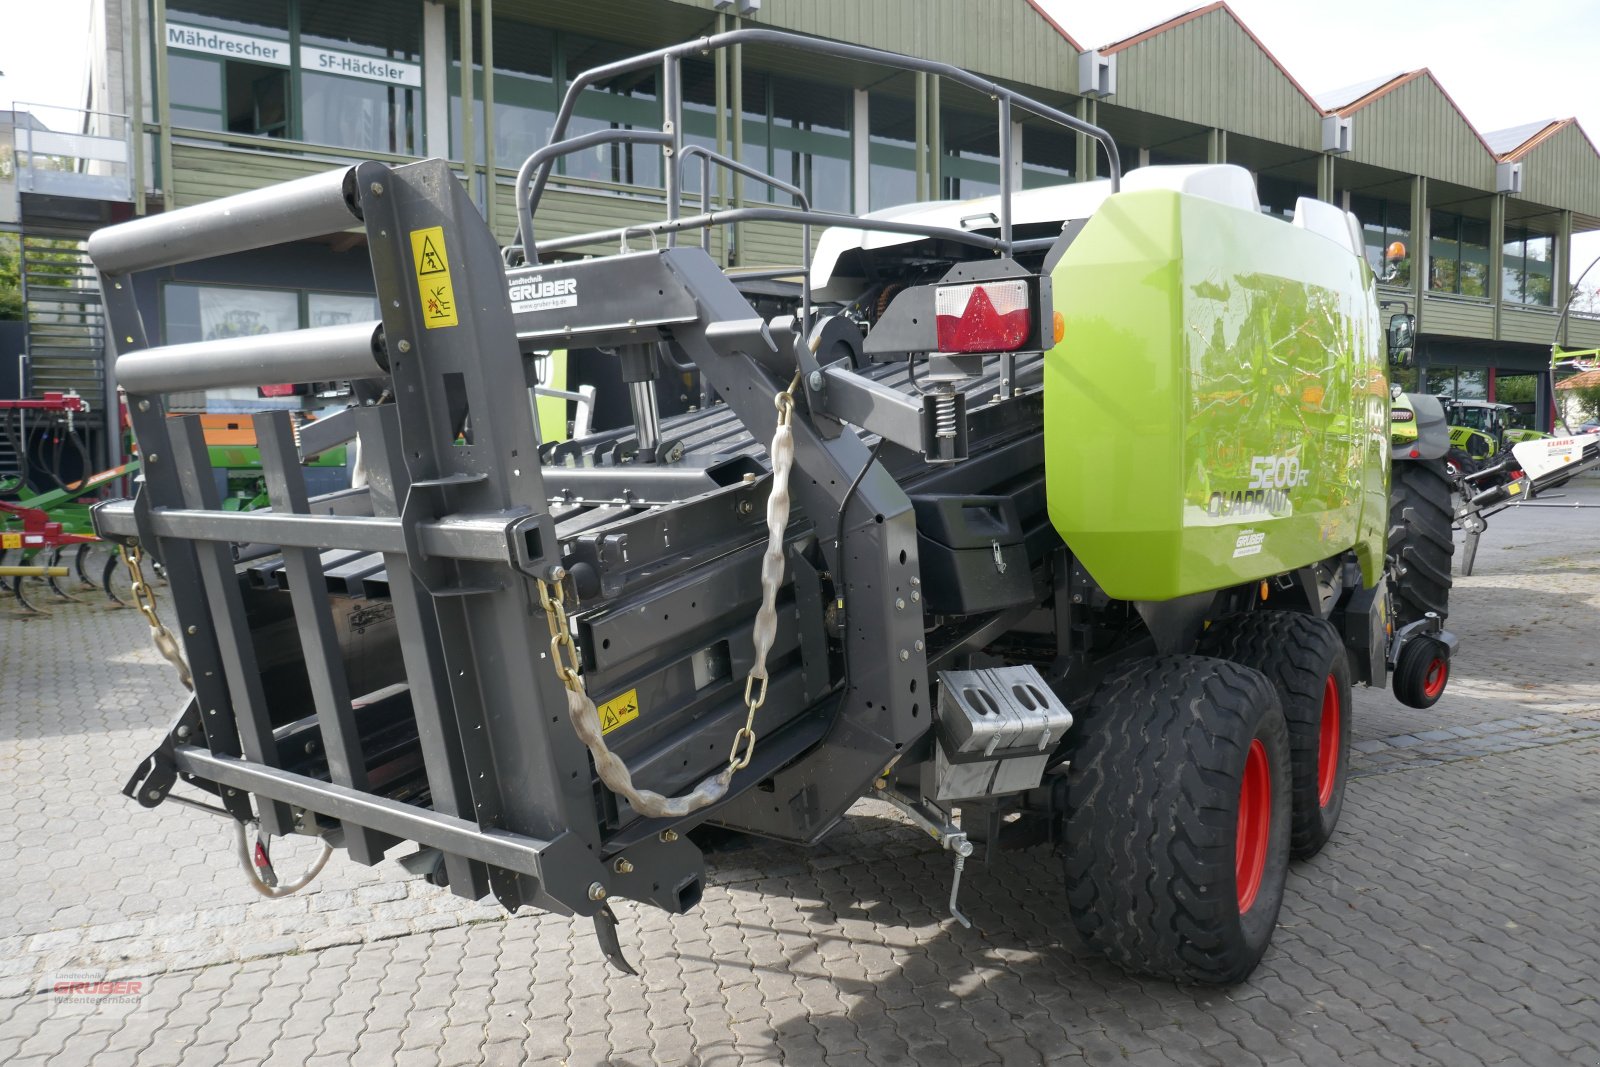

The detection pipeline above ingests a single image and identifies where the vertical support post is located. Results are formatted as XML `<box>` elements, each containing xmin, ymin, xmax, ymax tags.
<box><xmin>731</xmin><ymin>24</ymin><xmax>744</xmax><ymax>263</ymax></box>
<box><xmin>1558</xmin><ymin>208</ymin><xmax>1574</xmax><ymax>346</ymax></box>
<box><xmin>129</xmin><ymin>0</ymin><xmax>146</xmax><ymax>215</ymax></box>
<box><xmin>714</xmin><ymin>11</ymin><xmax>727</xmax><ymax>260</ymax></box>
<box><xmin>1316</xmin><ymin>154</ymin><xmax>1334</xmax><ymax>202</ymax></box>
<box><xmin>1538</xmin><ymin>360</ymin><xmax>1556</xmax><ymax>432</ymax></box>
<box><xmin>423</xmin><ymin>3</ymin><xmax>450</xmax><ymax>157</ymax></box>
<box><xmin>480</xmin><ymin>0</ymin><xmax>496</xmax><ymax>233</ymax></box>
<box><xmin>153</xmin><ymin>0</ymin><xmax>172</xmax><ymax>210</ymax></box>
<box><xmin>458</xmin><ymin>0</ymin><xmax>476</xmax><ymax>204</ymax></box>
<box><xmin>997</xmin><ymin>96</ymin><xmax>1013</xmax><ymax>251</ymax></box>
<box><xmin>928</xmin><ymin>76</ymin><xmax>941</xmax><ymax>196</ymax></box>
<box><xmin>355</xmin><ymin>403</ymin><xmax>487</xmax><ymax>899</ymax></box>
<box><xmin>1412</xmin><ymin>175</ymin><xmax>1428</xmax><ymax>335</ymax></box>
<box><xmin>851</xmin><ymin>88</ymin><xmax>869</xmax><ymax>213</ymax></box>
<box><xmin>254</xmin><ymin>411</ymin><xmax>385</xmax><ymax>866</ymax></box>
<box><xmin>1490</xmin><ymin>193</ymin><xmax>1505</xmax><ymax>340</ymax></box>
<box><xmin>1010</xmin><ymin>117</ymin><xmax>1024</xmax><ymax>191</ymax></box>
<box><xmin>662</xmin><ymin>55</ymin><xmax>682</xmax><ymax>246</ymax></box>
<box><xmin>168</xmin><ymin>417</ymin><xmax>294</xmax><ymax>837</ymax></box>
<box><xmin>914</xmin><ymin>73</ymin><xmax>927</xmax><ymax>201</ymax></box>
<box><xmin>1074</xmin><ymin>96</ymin><xmax>1095</xmax><ymax>182</ymax></box>
<box><xmin>1207</xmin><ymin>128</ymin><xmax>1227</xmax><ymax>164</ymax></box>
<box><xmin>100</xmin><ymin>269</ymin><xmax>251</xmax><ymax>825</ymax></box>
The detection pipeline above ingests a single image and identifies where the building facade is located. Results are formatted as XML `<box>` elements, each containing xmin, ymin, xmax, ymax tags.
<box><xmin>10</xmin><ymin>0</ymin><xmax>1600</xmax><ymax>465</ymax></box>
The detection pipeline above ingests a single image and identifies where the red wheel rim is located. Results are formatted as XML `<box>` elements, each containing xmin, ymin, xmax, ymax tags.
<box><xmin>1317</xmin><ymin>674</ymin><xmax>1341</xmax><ymax>809</ymax></box>
<box><xmin>1422</xmin><ymin>658</ymin><xmax>1448</xmax><ymax>699</ymax></box>
<box><xmin>1236</xmin><ymin>738</ymin><xmax>1271</xmax><ymax>914</ymax></box>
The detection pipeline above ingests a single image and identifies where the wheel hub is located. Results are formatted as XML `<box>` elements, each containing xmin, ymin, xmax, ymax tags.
<box><xmin>1317</xmin><ymin>674</ymin><xmax>1341</xmax><ymax>809</ymax></box>
<box><xmin>1423</xmin><ymin>658</ymin><xmax>1448</xmax><ymax>699</ymax></box>
<box><xmin>1236</xmin><ymin>738</ymin><xmax>1271</xmax><ymax>914</ymax></box>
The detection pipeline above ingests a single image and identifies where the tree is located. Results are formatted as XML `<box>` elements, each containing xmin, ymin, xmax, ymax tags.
<box><xmin>0</xmin><ymin>232</ymin><xmax>82</xmax><ymax>322</ymax></box>
<box><xmin>1569</xmin><ymin>383</ymin><xmax>1600</xmax><ymax>424</ymax></box>
<box><xmin>0</xmin><ymin>233</ymin><xmax>22</xmax><ymax>321</ymax></box>
<box><xmin>1495</xmin><ymin>375</ymin><xmax>1536</xmax><ymax>405</ymax></box>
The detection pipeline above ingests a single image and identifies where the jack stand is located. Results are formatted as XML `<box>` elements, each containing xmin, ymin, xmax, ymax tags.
<box><xmin>874</xmin><ymin>782</ymin><xmax>977</xmax><ymax>928</ymax></box>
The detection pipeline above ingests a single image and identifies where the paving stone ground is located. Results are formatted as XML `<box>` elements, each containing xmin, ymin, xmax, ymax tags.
<box><xmin>3</xmin><ymin>485</ymin><xmax>1600</xmax><ymax>1066</ymax></box>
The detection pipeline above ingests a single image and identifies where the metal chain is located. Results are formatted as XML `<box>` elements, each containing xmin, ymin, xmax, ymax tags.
<box><xmin>534</xmin><ymin>377</ymin><xmax>799</xmax><ymax>820</ymax></box>
<box><xmin>118</xmin><ymin>544</ymin><xmax>194</xmax><ymax>691</ymax></box>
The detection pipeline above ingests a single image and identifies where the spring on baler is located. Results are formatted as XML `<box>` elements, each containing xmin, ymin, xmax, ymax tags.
<box><xmin>934</xmin><ymin>392</ymin><xmax>959</xmax><ymax>439</ymax></box>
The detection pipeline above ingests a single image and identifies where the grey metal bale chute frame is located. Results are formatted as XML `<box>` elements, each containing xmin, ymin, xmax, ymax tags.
<box><xmin>95</xmin><ymin>31</ymin><xmax>1119</xmax><ymax>964</ymax></box>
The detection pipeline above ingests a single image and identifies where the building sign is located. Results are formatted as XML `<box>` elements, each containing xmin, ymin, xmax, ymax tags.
<box><xmin>166</xmin><ymin>22</ymin><xmax>289</xmax><ymax>66</ymax></box>
<box><xmin>300</xmin><ymin>46</ymin><xmax>422</xmax><ymax>88</ymax></box>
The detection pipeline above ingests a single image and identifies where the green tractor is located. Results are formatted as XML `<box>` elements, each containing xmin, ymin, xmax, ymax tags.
<box><xmin>1438</xmin><ymin>397</ymin><xmax>1550</xmax><ymax>480</ymax></box>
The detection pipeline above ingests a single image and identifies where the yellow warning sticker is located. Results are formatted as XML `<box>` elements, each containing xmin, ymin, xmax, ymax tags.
<box><xmin>1</xmin><ymin>533</ymin><xmax>20</xmax><ymax>550</ymax></box>
<box><xmin>409</xmin><ymin>225</ymin><xmax>459</xmax><ymax>329</ymax></box>
<box><xmin>598</xmin><ymin>688</ymin><xmax>641</xmax><ymax>735</ymax></box>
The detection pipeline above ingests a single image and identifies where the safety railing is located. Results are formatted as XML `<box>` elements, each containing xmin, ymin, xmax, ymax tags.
<box><xmin>514</xmin><ymin>28</ymin><xmax>1122</xmax><ymax>267</ymax></box>
<box><xmin>11</xmin><ymin>103</ymin><xmax>132</xmax><ymax>203</ymax></box>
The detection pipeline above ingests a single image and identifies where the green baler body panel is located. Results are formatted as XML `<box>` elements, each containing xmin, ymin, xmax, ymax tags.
<box><xmin>1044</xmin><ymin>189</ymin><xmax>1389</xmax><ymax>601</ymax></box>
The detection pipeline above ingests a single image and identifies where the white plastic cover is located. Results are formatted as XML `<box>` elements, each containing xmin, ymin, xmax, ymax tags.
<box><xmin>810</xmin><ymin>164</ymin><xmax>1264</xmax><ymax>301</ymax></box>
<box><xmin>1292</xmin><ymin>196</ymin><xmax>1363</xmax><ymax>258</ymax></box>
<box><xmin>1510</xmin><ymin>434</ymin><xmax>1600</xmax><ymax>482</ymax></box>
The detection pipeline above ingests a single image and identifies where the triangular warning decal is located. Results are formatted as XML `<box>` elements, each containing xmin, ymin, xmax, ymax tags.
<box><xmin>417</xmin><ymin>235</ymin><xmax>447</xmax><ymax>274</ymax></box>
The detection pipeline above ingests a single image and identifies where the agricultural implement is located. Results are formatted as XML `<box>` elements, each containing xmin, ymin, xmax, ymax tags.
<box><xmin>1</xmin><ymin>391</ymin><xmax>140</xmax><ymax>612</ymax></box>
<box><xmin>95</xmin><ymin>31</ymin><xmax>1457</xmax><ymax>985</ymax></box>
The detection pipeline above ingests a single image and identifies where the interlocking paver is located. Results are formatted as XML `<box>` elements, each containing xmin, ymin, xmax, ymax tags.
<box><xmin>7</xmin><ymin>497</ymin><xmax>1600</xmax><ymax>1065</ymax></box>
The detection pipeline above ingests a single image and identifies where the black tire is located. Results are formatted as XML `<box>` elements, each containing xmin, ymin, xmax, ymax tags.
<box><xmin>1392</xmin><ymin>636</ymin><xmax>1450</xmax><ymax>709</ymax></box>
<box><xmin>1389</xmin><ymin>458</ymin><xmax>1454</xmax><ymax>626</ymax></box>
<box><xmin>1198</xmin><ymin>612</ymin><xmax>1352</xmax><ymax>860</ymax></box>
<box><xmin>1443</xmin><ymin>448</ymin><xmax>1477</xmax><ymax>484</ymax></box>
<box><xmin>1060</xmin><ymin>655</ymin><xmax>1291</xmax><ymax>985</ymax></box>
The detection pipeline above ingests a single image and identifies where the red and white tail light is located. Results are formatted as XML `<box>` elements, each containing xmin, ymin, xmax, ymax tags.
<box><xmin>934</xmin><ymin>280</ymin><xmax>1032</xmax><ymax>353</ymax></box>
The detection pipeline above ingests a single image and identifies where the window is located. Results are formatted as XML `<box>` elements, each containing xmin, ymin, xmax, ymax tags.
<box><xmin>941</xmin><ymin>102</ymin><xmax>999</xmax><ymax>200</ymax></box>
<box><xmin>869</xmin><ymin>93</ymin><xmax>916</xmax><ymax>211</ymax></box>
<box><xmin>309</xmin><ymin>291</ymin><xmax>381</xmax><ymax>327</ymax></box>
<box><xmin>448</xmin><ymin>18</ymin><xmax>557</xmax><ymax>171</ymax></box>
<box><xmin>1430</xmin><ymin>210</ymin><xmax>1490</xmax><ymax>298</ymax></box>
<box><xmin>1423</xmin><ymin>365</ymin><xmax>1488</xmax><ymax>400</ymax></box>
<box><xmin>163</xmin><ymin>283</ymin><xmax>299</xmax><ymax>345</ymax></box>
<box><xmin>561</xmin><ymin>35</ymin><xmax>663</xmax><ymax>187</ymax></box>
<box><xmin>1021</xmin><ymin>122</ymin><xmax>1074</xmax><ymax>190</ymax></box>
<box><xmin>298</xmin><ymin>0</ymin><xmax>423</xmax><ymax>155</ymax></box>
<box><xmin>675</xmin><ymin>63</ymin><xmax>851</xmax><ymax>213</ymax></box>
<box><xmin>1503</xmin><ymin>225</ymin><xmax>1555</xmax><ymax>306</ymax></box>
<box><xmin>163</xmin><ymin>283</ymin><xmax>379</xmax><ymax>410</ymax></box>
<box><xmin>165</xmin><ymin>0</ymin><xmax>421</xmax><ymax>153</ymax></box>
<box><xmin>770</xmin><ymin>76</ymin><xmax>851</xmax><ymax>214</ymax></box>
<box><xmin>163</xmin><ymin>283</ymin><xmax>379</xmax><ymax>344</ymax></box>
<box><xmin>1256</xmin><ymin>175</ymin><xmax>1316</xmax><ymax>223</ymax></box>
<box><xmin>165</xmin><ymin>2</ymin><xmax>291</xmax><ymax>138</ymax></box>
<box><xmin>1351</xmin><ymin>194</ymin><xmax>1412</xmax><ymax>286</ymax></box>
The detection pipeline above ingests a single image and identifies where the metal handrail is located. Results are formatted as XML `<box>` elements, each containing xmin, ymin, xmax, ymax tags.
<box><xmin>677</xmin><ymin>143</ymin><xmax>812</xmax><ymax>335</ymax></box>
<box><xmin>515</xmin><ymin>28</ymin><xmax>1122</xmax><ymax>263</ymax></box>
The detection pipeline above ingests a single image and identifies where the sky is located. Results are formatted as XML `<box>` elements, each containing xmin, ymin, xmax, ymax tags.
<box><xmin>1040</xmin><ymin>0</ymin><xmax>1600</xmax><ymax>285</ymax></box>
<box><xmin>0</xmin><ymin>0</ymin><xmax>92</xmax><ymax>116</ymax></box>
<box><xmin>3</xmin><ymin>0</ymin><xmax>1598</xmax><ymax>276</ymax></box>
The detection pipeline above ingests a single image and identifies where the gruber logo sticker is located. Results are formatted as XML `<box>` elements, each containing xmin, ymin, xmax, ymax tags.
<box><xmin>1233</xmin><ymin>528</ymin><xmax>1266</xmax><ymax>558</ymax></box>
<box><xmin>509</xmin><ymin>274</ymin><xmax>578</xmax><ymax>314</ymax></box>
<box><xmin>409</xmin><ymin>226</ymin><xmax>458</xmax><ymax>329</ymax></box>
<box><xmin>598</xmin><ymin>688</ymin><xmax>641</xmax><ymax>735</ymax></box>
